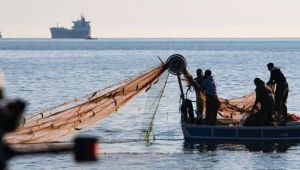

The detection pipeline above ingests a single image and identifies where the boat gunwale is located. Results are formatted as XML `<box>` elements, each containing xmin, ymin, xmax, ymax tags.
<box><xmin>182</xmin><ymin>123</ymin><xmax>300</xmax><ymax>130</ymax></box>
<box><xmin>181</xmin><ymin>122</ymin><xmax>300</xmax><ymax>141</ymax></box>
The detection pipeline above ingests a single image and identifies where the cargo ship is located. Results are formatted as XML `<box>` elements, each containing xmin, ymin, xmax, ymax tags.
<box><xmin>50</xmin><ymin>15</ymin><xmax>92</xmax><ymax>38</ymax></box>
<box><xmin>0</xmin><ymin>32</ymin><xmax>2</xmax><ymax>38</ymax></box>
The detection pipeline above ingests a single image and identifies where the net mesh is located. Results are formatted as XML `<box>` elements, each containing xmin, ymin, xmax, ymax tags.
<box><xmin>141</xmin><ymin>71</ymin><xmax>169</xmax><ymax>140</ymax></box>
<box><xmin>5</xmin><ymin>65</ymin><xmax>166</xmax><ymax>144</ymax></box>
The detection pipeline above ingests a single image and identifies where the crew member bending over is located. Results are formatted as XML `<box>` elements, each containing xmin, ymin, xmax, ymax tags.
<box><xmin>251</xmin><ymin>78</ymin><xmax>275</xmax><ymax>126</ymax></box>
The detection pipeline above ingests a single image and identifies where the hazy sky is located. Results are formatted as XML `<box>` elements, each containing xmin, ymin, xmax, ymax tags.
<box><xmin>0</xmin><ymin>0</ymin><xmax>300</xmax><ymax>38</ymax></box>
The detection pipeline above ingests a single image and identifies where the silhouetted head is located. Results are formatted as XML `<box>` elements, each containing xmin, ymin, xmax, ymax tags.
<box><xmin>196</xmin><ymin>69</ymin><xmax>203</xmax><ymax>77</ymax></box>
<box><xmin>267</xmin><ymin>63</ymin><xmax>274</xmax><ymax>71</ymax></box>
<box><xmin>254</xmin><ymin>77</ymin><xmax>264</xmax><ymax>86</ymax></box>
<box><xmin>204</xmin><ymin>70</ymin><xmax>212</xmax><ymax>77</ymax></box>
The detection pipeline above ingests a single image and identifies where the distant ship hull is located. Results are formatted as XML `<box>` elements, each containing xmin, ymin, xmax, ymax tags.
<box><xmin>50</xmin><ymin>28</ymin><xmax>90</xmax><ymax>38</ymax></box>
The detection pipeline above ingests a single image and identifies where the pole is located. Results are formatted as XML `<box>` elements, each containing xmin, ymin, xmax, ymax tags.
<box><xmin>177</xmin><ymin>74</ymin><xmax>185</xmax><ymax>101</ymax></box>
<box><xmin>177</xmin><ymin>74</ymin><xmax>186</xmax><ymax>121</ymax></box>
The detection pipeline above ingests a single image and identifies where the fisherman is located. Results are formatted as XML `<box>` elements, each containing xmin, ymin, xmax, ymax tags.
<box><xmin>251</xmin><ymin>78</ymin><xmax>275</xmax><ymax>126</ymax></box>
<box><xmin>266</xmin><ymin>63</ymin><xmax>289</xmax><ymax>119</ymax></box>
<box><xmin>194</xmin><ymin>69</ymin><xmax>204</xmax><ymax>86</ymax></box>
<box><xmin>184</xmin><ymin>69</ymin><xmax>219</xmax><ymax>125</ymax></box>
<box><xmin>194</xmin><ymin>69</ymin><xmax>204</xmax><ymax>124</ymax></box>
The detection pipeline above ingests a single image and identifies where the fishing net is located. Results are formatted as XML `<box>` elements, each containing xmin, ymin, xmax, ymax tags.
<box><xmin>193</xmin><ymin>91</ymin><xmax>255</xmax><ymax>125</ymax></box>
<box><xmin>141</xmin><ymin>71</ymin><xmax>169</xmax><ymax>141</ymax></box>
<box><xmin>5</xmin><ymin>64</ymin><xmax>167</xmax><ymax>144</ymax></box>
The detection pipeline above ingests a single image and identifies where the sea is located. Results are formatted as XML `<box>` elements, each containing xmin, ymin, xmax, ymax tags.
<box><xmin>1</xmin><ymin>38</ymin><xmax>300</xmax><ymax>169</ymax></box>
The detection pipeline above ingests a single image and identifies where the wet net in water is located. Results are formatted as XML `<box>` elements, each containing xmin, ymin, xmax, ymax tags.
<box><xmin>5</xmin><ymin>65</ymin><xmax>166</xmax><ymax>144</ymax></box>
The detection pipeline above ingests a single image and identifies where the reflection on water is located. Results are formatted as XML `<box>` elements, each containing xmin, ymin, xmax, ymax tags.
<box><xmin>183</xmin><ymin>140</ymin><xmax>300</xmax><ymax>153</ymax></box>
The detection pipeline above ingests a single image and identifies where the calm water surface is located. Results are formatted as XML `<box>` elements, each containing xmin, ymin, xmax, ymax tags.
<box><xmin>1</xmin><ymin>38</ymin><xmax>300</xmax><ymax>169</ymax></box>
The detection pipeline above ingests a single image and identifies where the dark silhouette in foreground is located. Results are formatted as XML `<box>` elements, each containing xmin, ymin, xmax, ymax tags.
<box><xmin>0</xmin><ymin>73</ymin><xmax>98</xmax><ymax>170</ymax></box>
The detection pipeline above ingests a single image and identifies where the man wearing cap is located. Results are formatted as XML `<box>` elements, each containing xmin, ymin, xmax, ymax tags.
<box><xmin>266</xmin><ymin>63</ymin><xmax>289</xmax><ymax>119</ymax></box>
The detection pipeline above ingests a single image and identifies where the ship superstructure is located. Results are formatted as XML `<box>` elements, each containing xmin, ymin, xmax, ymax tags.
<box><xmin>50</xmin><ymin>15</ymin><xmax>92</xmax><ymax>38</ymax></box>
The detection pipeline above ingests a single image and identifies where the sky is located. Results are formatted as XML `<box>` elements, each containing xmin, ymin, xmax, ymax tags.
<box><xmin>0</xmin><ymin>0</ymin><xmax>300</xmax><ymax>38</ymax></box>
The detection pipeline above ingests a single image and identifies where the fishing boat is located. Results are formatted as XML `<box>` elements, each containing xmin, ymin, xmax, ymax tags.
<box><xmin>165</xmin><ymin>54</ymin><xmax>300</xmax><ymax>142</ymax></box>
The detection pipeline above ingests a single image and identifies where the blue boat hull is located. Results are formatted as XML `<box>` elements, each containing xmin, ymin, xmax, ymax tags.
<box><xmin>182</xmin><ymin>123</ymin><xmax>300</xmax><ymax>141</ymax></box>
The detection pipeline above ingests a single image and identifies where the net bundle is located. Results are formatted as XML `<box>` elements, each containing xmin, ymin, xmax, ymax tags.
<box><xmin>5</xmin><ymin>65</ymin><xmax>166</xmax><ymax>144</ymax></box>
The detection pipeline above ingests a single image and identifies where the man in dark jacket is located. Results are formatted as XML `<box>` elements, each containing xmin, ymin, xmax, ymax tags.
<box><xmin>266</xmin><ymin>63</ymin><xmax>289</xmax><ymax>118</ymax></box>
<box><xmin>251</xmin><ymin>78</ymin><xmax>275</xmax><ymax>126</ymax></box>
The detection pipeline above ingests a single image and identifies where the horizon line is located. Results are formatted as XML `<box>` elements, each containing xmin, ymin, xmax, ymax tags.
<box><xmin>1</xmin><ymin>37</ymin><xmax>300</xmax><ymax>39</ymax></box>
